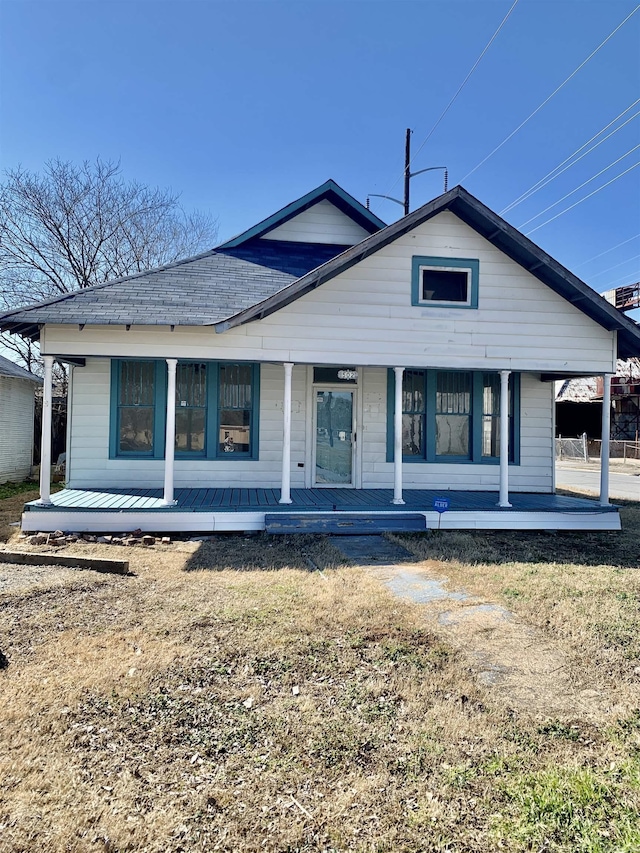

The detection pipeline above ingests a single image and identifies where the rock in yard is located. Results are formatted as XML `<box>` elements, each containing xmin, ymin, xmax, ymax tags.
<box><xmin>142</xmin><ymin>535</ymin><xmax>155</xmax><ymax>547</ymax></box>
<box><xmin>29</xmin><ymin>534</ymin><xmax>48</xmax><ymax>546</ymax></box>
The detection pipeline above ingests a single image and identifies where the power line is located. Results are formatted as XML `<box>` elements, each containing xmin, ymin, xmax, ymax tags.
<box><xmin>588</xmin><ymin>253</ymin><xmax>640</xmax><ymax>280</ymax></box>
<box><xmin>373</xmin><ymin>0</ymin><xmax>520</xmax><ymax>212</ymax></box>
<box><xmin>518</xmin><ymin>143</ymin><xmax>640</xmax><ymax>229</ymax></box>
<box><xmin>460</xmin><ymin>4</ymin><xmax>640</xmax><ymax>183</ymax></box>
<box><xmin>573</xmin><ymin>233</ymin><xmax>640</xmax><ymax>269</ymax></box>
<box><xmin>500</xmin><ymin>101</ymin><xmax>640</xmax><ymax>215</ymax></box>
<box><xmin>409</xmin><ymin>0</ymin><xmax>520</xmax><ymax>171</ymax></box>
<box><xmin>525</xmin><ymin>160</ymin><xmax>640</xmax><ymax>235</ymax></box>
<box><xmin>598</xmin><ymin>271</ymin><xmax>640</xmax><ymax>291</ymax></box>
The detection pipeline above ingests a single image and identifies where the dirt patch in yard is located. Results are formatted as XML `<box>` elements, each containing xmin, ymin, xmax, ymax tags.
<box><xmin>0</xmin><ymin>508</ymin><xmax>639</xmax><ymax>850</ymax></box>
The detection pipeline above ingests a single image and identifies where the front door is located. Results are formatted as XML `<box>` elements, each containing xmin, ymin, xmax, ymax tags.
<box><xmin>313</xmin><ymin>389</ymin><xmax>355</xmax><ymax>486</ymax></box>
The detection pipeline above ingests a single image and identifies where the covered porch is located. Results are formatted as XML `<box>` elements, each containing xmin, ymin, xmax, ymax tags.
<box><xmin>22</xmin><ymin>486</ymin><xmax>620</xmax><ymax>533</ymax></box>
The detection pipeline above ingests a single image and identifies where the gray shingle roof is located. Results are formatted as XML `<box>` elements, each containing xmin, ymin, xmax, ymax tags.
<box><xmin>0</xmin><ymin>355</ymin><xmax>42</xmax><ymax>383</ymax></box>
<box><xmin>0</xmin><ymin>240</ymin><xmax>347</xmax><ymax>336</ymax></box>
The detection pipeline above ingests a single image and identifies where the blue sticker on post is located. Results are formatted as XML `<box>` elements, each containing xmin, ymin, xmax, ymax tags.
<box><xmin>434</xmin><ymin>497</ymin><xmax>450</xmax><ymax>513</ymax></box>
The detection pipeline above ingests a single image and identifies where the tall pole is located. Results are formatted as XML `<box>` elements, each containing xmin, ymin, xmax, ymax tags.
<box><xmin>403</xmin><ymin>128</ymin><xmax>411</xmax><ymax>216</ymax></box>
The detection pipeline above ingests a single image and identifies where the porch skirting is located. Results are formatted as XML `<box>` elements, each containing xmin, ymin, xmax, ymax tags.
<box><xmin>22</xmin><ymin>487</ymin><xmax>621</xmax><ymax>533</ymax></box>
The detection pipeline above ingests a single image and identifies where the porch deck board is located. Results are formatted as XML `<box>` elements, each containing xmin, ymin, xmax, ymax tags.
<box><xmin>28</xmin><ymin>487</ymin><xmax>616</xmax><ymax>515</ymax></box>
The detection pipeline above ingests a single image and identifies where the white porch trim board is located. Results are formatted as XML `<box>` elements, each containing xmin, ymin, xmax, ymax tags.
<box><xmin>20</xmin><ymin>507</ymin><xmax>621</xmax><ymax>534</ymax></box>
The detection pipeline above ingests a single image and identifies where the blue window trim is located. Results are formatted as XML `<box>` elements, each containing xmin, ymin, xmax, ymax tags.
<box><xmin>411</xmin><ymin>256</ymin><xmax>479</xmax><ymax>309</ymax></box>
<box><xmin>110</xmin><ymin>360</ymin><xmax>260</xmax><ymax>461</ymax></box>
<box><xmin>109</xmin><ymin>360</ymin><xmax>166</xmax><ymax>460</ymax></box>
<box><xmin>386</xmin><ymin>369</ymin><xmax>520</xmax><ymax>465</ymax></box>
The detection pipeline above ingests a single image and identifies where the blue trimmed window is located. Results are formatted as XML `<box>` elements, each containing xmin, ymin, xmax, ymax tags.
<box><xmin>110</xmin><ymin>360</ymin><xmax>260</xmax><ymax>460</ymax></box>
<box><xmin>387</xmin><ymin>370</ymin><xmax>520</xmax><ymax>464</ymax></box>
<box><xmin>411</xmin><ymin>256</ymin><xmax>479</xmax><ymax>308</ymax></box>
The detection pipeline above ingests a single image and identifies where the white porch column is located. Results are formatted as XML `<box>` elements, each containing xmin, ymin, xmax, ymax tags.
<box><xmin>279</xmin><ymin>362</ymin><xmax>294</xmax><ymax>504</ymax></box>
<box><xmin>600</xmin><ymin>373</ymin><xmax>612</xmax><ymax>507</ymax></box>
<box><xmin>163</xmin><ymin>358</ymin><xmax>178</xmax><ymax>506</ymax></box>
<box><xmin>498</xmin><ymin>369</ymin><xmax>512</xmax><ymax>508</ymax></box>
<box><xmin>392</xmin><ymin>366</ymin><xmax>405</xmax><ymax>505</ymax></box>
<box><xmin>37</xmin><ymin>355</ymin><xmax>54</xmax><ymax>505</ymax></box>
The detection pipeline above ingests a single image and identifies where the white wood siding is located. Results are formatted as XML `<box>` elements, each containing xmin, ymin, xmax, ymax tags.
<box><xmin>261</xmin><ymin>199</ymin><xmax>372</xmax><ymax>245</ymax></box>
<box><xmin>44</xmin><ymin>210</ymin><xmax>617</xmax><ymax>375</ymax></box>
<box><xmin>67</xmin><ymin>361</ymin><xmax>309</xmax><ymax>490</ymax></box>
<box><xmin>67</xmin><ymin>362</ymin><xmax>553</xmax><ymax>493</ymax></box>
<box><xmin>0</xmin><ymin>377</ymin><xmax>35</xmax><ymax>483</ymax></box>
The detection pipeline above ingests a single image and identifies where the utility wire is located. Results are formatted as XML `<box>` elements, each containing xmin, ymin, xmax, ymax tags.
<box><xmin>374</xmin><ymin>0</ymin><xmax>520</xmax><ymax>211</ymax></box>
<box><xmin>525</xmin><ymin>160</ymin><xmax>640</xmax><ymax>235</ymax></box>
<box><xmin>518</xmin><ymin>143</ymin><xmax>640</xmax><ymax>228</ymax></box>
<box><xmin>408</xmin><ymin>0</ymin><xmax>520</xmax><ymax>173</ymax></box>
<box><xmin>573</xmin><ymin>233</ymin><xmax>640</xmax><ymax>269</ymax></box>
<box><xmin>598</xmin><ymin>271</ymin><xmax>640</xmax><ymax>290</ymax></box>
<box><xmin>460</xmin><ymin>5</ymin><xmax>640</xmax><ymax>183</ymax></box>
<box><xmin>500</xmin><ymin>100</ymin><xmax>640</xmax><ymax>215</ymax></box>
<box><xmin>587</xmin><ymin>253</ymin><xmax>640</xmax><ymax>280</ymax></box>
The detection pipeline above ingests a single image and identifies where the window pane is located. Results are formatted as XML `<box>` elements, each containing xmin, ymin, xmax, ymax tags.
<box><xmin>219</xmin><ymin>364</ymin><xmax>252</xmax><ymax>409</ymax></box>
<box><xmin>176</xmin><ymin>409</ymin><xmax>205</xmax><ymax>453</ymax></box>
<box><xmin>483</xmin><ymin>373</ymin><xmax>500</xmax><ymax>415</ymax></box>
<box><xmin>176</xmin><ymin>363</ymin><xmax>207</xmax><ymax>407</ymax></box>
<box><xmin>422</xmin><ymin>269</ymin><xmax>468</xmax><ymax>302</ymax></box>
<box><xmin>403</xmin><ymin>370</ymin><xmax>426</xmax><ymax>413</ymax></box>
<box><xmin>436</xmin><ymin>372</ymin><xmax>471</xmax><ymax>414</ymax></box>
<box><xmin>119</xmin><ymin>407</ymin><xmax>154</xmax><ymax>453</ymax></box>
<box><xmin>119</xmin><ymin>361</ymin><xmax>154</xmax><ymax>406</ymax></box>
<box><xmin>219</xmin><ymin>409</ymin><xmax>251</xmax><ymax>454</ymax></box>
<box><xmin>402</xmin><ymin>414</ymin><xmax>425</xmax><ymax>456</ymax></box>
<box><xmin>436</xmin><ymin>414</ymin><xmax>470</xmax><ymax>456</ymax></box>
<box><xmin>483</xmin><ymin>414</ymin><xmax>500</xmax><ymax>457</ymax></box>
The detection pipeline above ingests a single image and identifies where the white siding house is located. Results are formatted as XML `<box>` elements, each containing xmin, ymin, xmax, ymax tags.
<box><xmin>1</xmin><ymin>180</ymin><xmax>638</xmax><ymax>533</ymax></box>
<box><xmin>0</xmin><ymin>355</ymin><xmax>41</xmax><ymax>484</ymax></box>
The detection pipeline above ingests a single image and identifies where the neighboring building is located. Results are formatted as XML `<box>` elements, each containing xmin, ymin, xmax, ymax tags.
<box><xmin>1</xmin><ymin>180</ymin><xmax>639</xmax><ymax>533</ymax></box>
<box><xmin>0</xmin><ymin>355</ymin><xmax>42</xmax><ymax>484</ymax></box>
<box><xmin>556</xmin><ymin>358</ymin><xmax>640</xmax><ymax>440</ymax></box>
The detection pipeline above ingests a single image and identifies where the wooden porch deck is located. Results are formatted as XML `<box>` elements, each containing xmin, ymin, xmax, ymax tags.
<box><xmin>26</xmin><ymin>486</ymin><xmax>613</xmax><ymax>514</ymax></box>
<box><xmin>20</xmin><ymin>486</ymin><xmax>620</xmax><ymax>534</ymax></box>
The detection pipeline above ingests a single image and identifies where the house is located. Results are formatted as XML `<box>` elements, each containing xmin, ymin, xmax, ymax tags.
<box><xmin>0</xmin><ymin>354</ymin><xmax>42</xmax><ymax>484</ymax></box>
<box><xmin>1</xmin><ymin>180</ymin><xmax>639</xmax><ymax>534</ymax></box>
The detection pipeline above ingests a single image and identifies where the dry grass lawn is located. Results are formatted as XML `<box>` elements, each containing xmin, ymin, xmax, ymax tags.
<box><xmin>0</xmin><ymin>491</ymin><xmax>639</xmax><ymax>851</ymax></box>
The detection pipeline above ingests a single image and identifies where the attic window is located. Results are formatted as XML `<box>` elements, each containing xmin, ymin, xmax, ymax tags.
<box><xmin>411</xmin><ymin>256</ymin><xmax>479</xmax><ymax>309</ymax></box>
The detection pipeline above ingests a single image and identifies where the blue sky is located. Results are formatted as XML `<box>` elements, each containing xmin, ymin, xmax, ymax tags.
<box><xmin>1</xmin><ymin>0</ymin><xmax>639</xmax><ymax>303</ymax></box>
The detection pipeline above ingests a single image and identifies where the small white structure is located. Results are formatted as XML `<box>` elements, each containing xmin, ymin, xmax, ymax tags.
<box><xmin>1</xmin><ymin>181</ymin><xmax>639</xmax><ymax>532</ymax></box>
<box><xmin>0</xmin><ymin>355</ymin><xmax>41</xmax><ymax>484</ymax></box>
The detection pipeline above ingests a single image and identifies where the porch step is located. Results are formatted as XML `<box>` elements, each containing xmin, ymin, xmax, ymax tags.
<box><xmin>264</xmin><ymin>512</ymin><xmax>427</xmax><ymax>535</ymax></box>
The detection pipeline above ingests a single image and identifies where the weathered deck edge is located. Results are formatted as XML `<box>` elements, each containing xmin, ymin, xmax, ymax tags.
<box><xmin>21</xmin><ymin>492</ymin><xmax>621</xmax><ymax>534</ymax></box>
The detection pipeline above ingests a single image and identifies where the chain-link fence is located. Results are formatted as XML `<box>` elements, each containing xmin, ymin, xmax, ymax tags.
<box><xmin>556</xmin><ymin>435</ymin><xmax>640</xmax><ymax>462</ymax></box>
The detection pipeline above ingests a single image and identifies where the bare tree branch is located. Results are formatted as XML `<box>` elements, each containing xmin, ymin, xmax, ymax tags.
<box><xmin>0</xmin><ymin>158</ymin><xmax>218</xmax><ymax>368</ymax></box>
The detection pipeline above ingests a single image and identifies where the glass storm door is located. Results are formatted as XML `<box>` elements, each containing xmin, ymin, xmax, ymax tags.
<box><xmin>314</xmin><ymin>389</ymin><xmax>355</xmax><ymax>486</ymax></box>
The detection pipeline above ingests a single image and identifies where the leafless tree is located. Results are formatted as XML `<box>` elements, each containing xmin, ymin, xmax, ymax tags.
<box><xmin>0</xmin><ymin>158</ymin><xmax>217</xmax><ymax>370</ymax></box>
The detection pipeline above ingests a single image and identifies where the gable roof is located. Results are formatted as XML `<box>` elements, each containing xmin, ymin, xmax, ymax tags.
<box><xmin>217</xmin><ymin>179</ymin><xmax>385</xmax><ymax>248</ymax></box>
<box><xmin>214</xmin><ymin>185</ymin><xmax>640</xmax><ymax>360</ymax></box>
<box><xmin>1</xmin><ymin>183</ymin><xmax>639</xmax><ymax>359</ymax></box>
<box><xmin>0</xmin><ymin>354</ymin><xmax>42</xmax><ymax>383</ymax></box>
